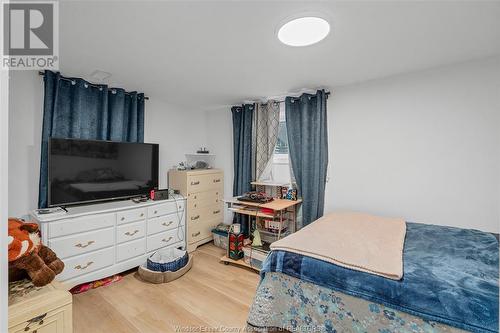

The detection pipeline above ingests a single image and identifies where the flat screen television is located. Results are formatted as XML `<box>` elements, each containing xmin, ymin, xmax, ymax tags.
<box><xmin>48</xmin><ymin>138</ymin><xmax>159</xmax><ymax>207</ymax></box>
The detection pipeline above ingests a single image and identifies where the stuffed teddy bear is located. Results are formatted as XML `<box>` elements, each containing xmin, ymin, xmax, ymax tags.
<box><xmin>8</xmin><ymin>218</ymin><xmax>64</xmax><ymax>287</ymax></box>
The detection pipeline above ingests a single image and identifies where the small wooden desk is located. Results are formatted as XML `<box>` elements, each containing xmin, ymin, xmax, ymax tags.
<box><xmin>224</xmin><ymin>197</ymin><xmax>302</xmax><ymax>219</ymax></box>
<box><xmin>220</xmin><ymin>197</ymin><xmax>302</xmax><ymax>270</ymax></box>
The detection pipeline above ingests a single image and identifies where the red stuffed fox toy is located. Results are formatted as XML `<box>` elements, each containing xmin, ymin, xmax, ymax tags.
<box><xmin>8</xmin><ymin>218</ymin><xmax>64</xmax><ymax>286</ymax></box>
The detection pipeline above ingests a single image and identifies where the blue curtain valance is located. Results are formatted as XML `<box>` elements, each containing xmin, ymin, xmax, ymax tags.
<box><xmin>38</xmin><ymin>70</ymin><xmax>145</xmax><ymax>208</ymax></box>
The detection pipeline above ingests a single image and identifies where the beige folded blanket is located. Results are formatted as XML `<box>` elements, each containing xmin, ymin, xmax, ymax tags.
<box><xmin>270</xmin><ymin>212</ymin><xmax>407</xmax><ymax>280</ymax></box>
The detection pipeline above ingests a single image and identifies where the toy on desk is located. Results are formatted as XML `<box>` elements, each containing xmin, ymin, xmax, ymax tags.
<box><xmin>8</xmin><ymin>218</ymin><xmax>64</xmax><ymax>287</ymax></box>
<box><xmin>278</xmin><ymin>187</ymin><xmax>297</xmax><ymax>201</ymax></box>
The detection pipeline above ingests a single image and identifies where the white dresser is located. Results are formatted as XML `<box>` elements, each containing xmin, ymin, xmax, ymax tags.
<box><xmin>31</xmin><ymin>196</ymin><xmax>186</xmax><ymax>289</ymax></box>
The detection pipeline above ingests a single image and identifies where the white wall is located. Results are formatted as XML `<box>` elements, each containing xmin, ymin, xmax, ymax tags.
<box><xmin>206</xmin><ymin>57</ymin><xmax>500</xmax><ymax>233</ymax></box>
<box><xmin>205</xmin><ymin>107</ymin><xmax>234</xmax><ymax>224</ymax></box>
<box><xmin>144</xmin><ymin>99</ymin><xmax>207</xmax><ymax>189</ymax></box>
<box><xmin>325</xmin><ymin>57</ymin><xmax>500</xmax><ymax>233</ymax></box>
<box><xmin>1</xmin><ymin>68</ymin><xmax>10</xmax><ymax>333</ymax></box>
<box><xmin>8</xmin><ymin>72</ymin><xmax>207</xmax><ymax>217</ymax></box>
<box><xmin>8</xmin><ymin>71</ymin><xmax>43</xmax><ymax>218</ymax></box>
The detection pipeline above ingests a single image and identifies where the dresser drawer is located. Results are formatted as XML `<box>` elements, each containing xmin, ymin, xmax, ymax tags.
<box><xmin>147</xmin><ymin>229</ymin><xmax>183</xmax><ymax>252</ymax></box>
<box><xmin>48</xmin><ymin>227</ymin><xmax>114</xmax><ymax>259</ymax></box>
<box><xmin>58</xmin><ymin>247</ymin><xmax>114</xmax><ymax>281</ymax></box>
<box><xmin>208</xmin><ymin>172</ymin><xmax>223</xmax><ymax>187</ymax></box>
<box><xmin>188</xmin><ymin>190</ymin><xmax>221</xmax><ymax>210</ymax></box>
<box><xmin>117</xmin><ymin>238</ymin><xmax>145</xmax><ymax>262</ymax></box>
<box><xmin>116</xmin><ymin>221</ymin><xmax>145</xmax><ymax>244</ymax></box>
<box><xmin>187</xmin><ymin>173</ymin><xmax>223</xmax><ymax>193</ymax></box>
<box><xmin>49</xmin><ymin>213</ymin><xmax>115</xmax><ymax>238</ymax></box>
<box><xmin>188</xmin><ymin>203</ymin><xmax>223</xmax><ymax>224</ymax></box>
<box><xmin>117</xmin><ymin>208</ymin><xmax>146</xmax><ymax>225</ymax></box>
<box><xmin>148</xmin><ymin>201</ymin><xmax>185</xmax><ymax>218</ymax></box>
<box><xmin>10</xmin><ymin>308</ymin><xmax>65</xmax><ymax>333</ymax></box>
<box><xmin>148</xmin><ymin>213</ymin><xmax>184</xmax><ymax>235</ymax></box>
<box><xmin>188</xmin><ymin>219</ymin><xmax>212</xmax><ymax>244</ymax></box>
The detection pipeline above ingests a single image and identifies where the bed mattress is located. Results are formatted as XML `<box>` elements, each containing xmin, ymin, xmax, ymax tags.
<box><xmin>258</xmin><ymin>223</ymin><xmax>499</xmax><ymax>333</ymax></box>
<box><xmin>248</xmin><ymin>271</ymin><xmax>467</xmax><ymax>332</ymax></box>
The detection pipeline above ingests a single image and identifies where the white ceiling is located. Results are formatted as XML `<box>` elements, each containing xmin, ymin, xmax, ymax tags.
<box><xmin>59</xmin><ymin>1</ymin><xmax>500</xmax><ymax>109</ymax></box>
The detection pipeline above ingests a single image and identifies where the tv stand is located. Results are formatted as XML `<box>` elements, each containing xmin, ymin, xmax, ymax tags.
<box><xmin>31</xmin><ymin>196</ymin><xmax>186</xmax><ymax>289</ymax></box>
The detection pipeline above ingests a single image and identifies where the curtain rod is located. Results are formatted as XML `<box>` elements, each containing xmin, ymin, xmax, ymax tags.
<box><xmin>275</xmin><ymin>91</ymin><xmax>330</xmax><ymax>103</ymax></box>
<box><xmin>238</xmin><ymin>90</ymin><xmax>330</xmax><ymax>106</ymax></box>
<box><xmin>38</xmin><ymin>71</ymin><xmax>149</xmax><ymax>100</ymax></box>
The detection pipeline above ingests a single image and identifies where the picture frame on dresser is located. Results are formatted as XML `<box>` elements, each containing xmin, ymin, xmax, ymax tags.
<box><xmin>31</xmin><ymin>196</ymin><xmax>187</xmax><ymax>290</ymax></box>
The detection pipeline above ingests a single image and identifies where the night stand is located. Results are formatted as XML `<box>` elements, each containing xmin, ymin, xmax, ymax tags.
<box><xmin>8</xmin><ymin>280</ymin><xmax>72</xmax><ymax>333</ymax></box>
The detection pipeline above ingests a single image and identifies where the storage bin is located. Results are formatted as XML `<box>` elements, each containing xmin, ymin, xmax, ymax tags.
<box><xmin>243</xmin><ymin>246</ymin><xmax>269</xmax><ymax>270</ymax></box>
<box><xmin>212</xmin><ymin>228</ymin><xmax>228</xmax><ymax>250</ymax></box>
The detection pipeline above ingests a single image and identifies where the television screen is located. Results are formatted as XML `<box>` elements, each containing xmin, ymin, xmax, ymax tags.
<box><xmin>48</xmin><ymin>138</ymin><xmax>159</xmax><ymax>207</ymax></box>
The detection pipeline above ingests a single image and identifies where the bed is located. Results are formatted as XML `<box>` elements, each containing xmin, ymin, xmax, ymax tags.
<box><xmin>247</xmin><ymin>220</ymin><xmax>499</xmax><ymax>333</ymax></box>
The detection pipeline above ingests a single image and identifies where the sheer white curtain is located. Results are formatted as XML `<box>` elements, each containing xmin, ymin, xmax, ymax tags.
<box><xmin>256</xmin><ymin>103</ymin><xmax>294</xmax><ymax>186</ymax></box>
<box><xmin>253</xmin><ymin>101</ymin><xmax>280</xmax><ymax>180</ymax></box>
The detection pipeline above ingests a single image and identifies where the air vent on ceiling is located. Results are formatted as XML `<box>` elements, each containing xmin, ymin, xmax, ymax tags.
<box><xmin>89</xmin><ymin>70</ymin><xmax>111</xmax><ymax>82</ymax></box>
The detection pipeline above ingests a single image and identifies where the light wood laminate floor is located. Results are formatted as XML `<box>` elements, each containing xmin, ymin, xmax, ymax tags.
<box><xmin>73</xmin><ymin>243</ymin><xmax>260</xmax><ymax>333</ymax></box>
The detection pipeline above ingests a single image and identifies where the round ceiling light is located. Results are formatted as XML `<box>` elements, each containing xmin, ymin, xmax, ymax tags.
<box><xmin>277</xmin><ymin>16</ymin><xmax>330</xmax><ymax>47</ymax></box>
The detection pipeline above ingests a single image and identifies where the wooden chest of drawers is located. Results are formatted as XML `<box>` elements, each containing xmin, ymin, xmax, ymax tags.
<box><xmin>169</xmin><ymin>169</ymin><xmax>224</xmax><ymax>252</ymax></box>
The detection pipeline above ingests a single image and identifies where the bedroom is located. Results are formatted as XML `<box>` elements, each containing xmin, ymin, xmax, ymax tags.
<box><xmin>0</xmin><ymin>1</ymin><xmax>499</xmax><ymax>333</ymax></box>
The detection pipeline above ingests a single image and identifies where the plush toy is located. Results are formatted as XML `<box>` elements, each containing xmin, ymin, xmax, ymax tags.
<box><xmin>8</xmin><ymin>218</ymin><xmax>64</xmax><ymax>286</ymax></box>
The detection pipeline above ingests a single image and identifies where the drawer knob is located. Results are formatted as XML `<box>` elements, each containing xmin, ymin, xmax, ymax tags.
<box><xmin>213</xmin><ymin>210</ymin><xmax>220</xmax><ymax>214</ymax></box>
<box><xmin>162</xmin><ymin>221</ymin><xmax>173</xmax><ymax>227</ymax></box>
<box><xmin>194</xmin><ymin>204</ymin><xmax>197</xmax><ymax>208</ymax></box>
<box><xmin>75</xmin><ymin>240</ymin><xmax>95</xmax><ymax>248</ymax></box>
<box><xmin>191</xmin><ymin>215</ymin><xmax>200</xmax><ymax>221</ymax></box>
<box><xmin>193</xmin><ymin>196</ymin><xmax>197</xmax><ymax>199</ymax></box>
<box><xmin>162</xmin><ymin>236</ymin><xmax>173</xmax><ymax>243</ymax></box>
<box><xmin>213</xmin><ymin>179</ymin><xmax>221</xmax><ymax>183</ymax></box>
<box><xmin>191</xmin><ymin>181</ymin><xmax>200</xmax><ymax>185</ymax></box>
<box><xmin>125</xmin><ymin>230</ymin><xmax>139</xmax><ymax>236</ymax></box>
<box><xmin>192</xmin><ymin>231</ymin><xmax>200</xmax><ymax>237</ymax></box>
<box><xmin>140</xmin><ymin>213</ymin><xmax>144</xmax><ymax>217</ymax></box>
<box><xmin>121</xmin><ymin>217</ymin><xmax>125</xmax><ymax>221</ymax></box>
<box><xmin>154</xmin><ymin>210</ymin><xmax>158</xmax><ymax>214</ymax></box>
<box><xmin>75</xmin><ymin>261</ymin><xmax>94</xmax><ymax>270</ymax></box>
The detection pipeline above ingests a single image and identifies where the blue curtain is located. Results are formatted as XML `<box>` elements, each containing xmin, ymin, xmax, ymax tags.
<box><xmin>285</xmin><ymin>90</ymin><xmax>328</xmax><ymax>228</ymax></box>
<box><xmin>39</xmin><ymin>70</ymin><xmax>145</xmax><ymax>208</ymax></box>
<box><xmin>232</xmin><ymin>104</ymin><xmax>254</xmax><ymax>234</ymax></box>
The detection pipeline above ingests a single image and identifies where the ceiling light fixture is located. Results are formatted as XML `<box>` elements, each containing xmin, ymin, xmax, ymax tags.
<box><xmin>278</xmin><ymin>16</ymin><xmax>330</xmax><ymax>47</ymax></box>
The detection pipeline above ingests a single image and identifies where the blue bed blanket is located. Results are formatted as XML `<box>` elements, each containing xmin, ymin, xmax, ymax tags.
<box><xmin>261</xmin><ymin>222</ymin><xmax>499</xmax><ymax>333</ymax></box>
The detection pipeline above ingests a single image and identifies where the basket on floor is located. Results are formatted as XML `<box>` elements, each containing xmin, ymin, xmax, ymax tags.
<box><xmin>138</xmin><ymin>255</ymin><xmax>193</xmax><ymax>284</ymax></box>
<box><xmin>147</xmin><ymin>248</ymin><xmax>189</xmax><ymax>272</ymax></box>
